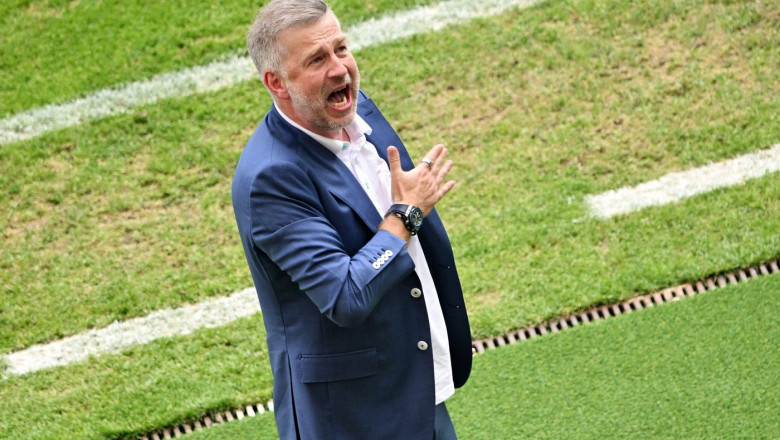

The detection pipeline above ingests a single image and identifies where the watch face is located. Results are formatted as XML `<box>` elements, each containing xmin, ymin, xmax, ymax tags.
<box><xmin>409</xmin><ymin>207</ymin><xmax>423</xmax><ymax>228</ymax></box>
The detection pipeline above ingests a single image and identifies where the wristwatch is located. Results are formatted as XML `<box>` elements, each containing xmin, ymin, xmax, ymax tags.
<box><xmin>385</xmin><ymin>204</ymin><xmax>424</xmax><ymax>236</ymax></box>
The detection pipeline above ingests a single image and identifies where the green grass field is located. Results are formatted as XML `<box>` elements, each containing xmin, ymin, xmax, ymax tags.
<box><xmin>185</xmin><ymin>272</ymin><xmax>780</xmax><ymax>439</ymax></box>
<box><xmin>1</xmin><ymin>0</ymin><xmax>778</xmax><ymax>438</ymax></box>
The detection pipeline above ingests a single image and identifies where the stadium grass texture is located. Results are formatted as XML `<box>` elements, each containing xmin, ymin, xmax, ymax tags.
<box><xmin>185</xmin><ymin>272</ymin><xmax>780</xmax><ymax>439</ymax></box>
<box><xmin>1</xmin><ymin>0</ymin><xmax>778</xmax><ymax>437</ymax></box>
<box><xmin>0</xmin><ymin>0</ymin><xmax>440</xmax><ymax>116</ymax></box>
<box><xmin>3</xmin><ymin>0</ymin><xmax>778</xmax><ymax>353</ymax></box>
<box><xmin>450</xmin><ymin>273</ymin><xmax>780</xmax><ymax>439</ymax></box>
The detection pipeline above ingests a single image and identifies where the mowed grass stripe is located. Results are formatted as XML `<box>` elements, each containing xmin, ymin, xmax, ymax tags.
<box><xmin>124</xmin><ymin>258</ymin><xmax>780</xmax><ymax>440</ymax></box>
<box><xmin>0</xmin><ymin>0</ymin><xmax>544</xmax><ymax>145</ymax></box>
<box><xmin>181</xmin><ymin>272</ymin><xmax>780</xmax><ymax>439</ymax></box>
<box><xmin>449</xmin><ymin>272</ymin><xmax>780</xmax><ymax>439</ymax></box>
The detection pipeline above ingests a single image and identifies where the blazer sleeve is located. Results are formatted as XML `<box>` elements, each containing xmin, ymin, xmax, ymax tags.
<box><xmin>248</xmin><ymin>160</ymin><xmax>416</xmax><ymax>328</ymax></box>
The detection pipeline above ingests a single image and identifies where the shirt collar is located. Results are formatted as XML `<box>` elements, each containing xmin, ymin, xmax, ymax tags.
<box><xmin>275</xmin><ymin>103</ymin><xmax>372</xmax><ymax>156</ymax></box>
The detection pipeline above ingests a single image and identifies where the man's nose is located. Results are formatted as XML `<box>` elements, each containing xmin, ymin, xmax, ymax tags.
<box><xmin>326</xmin><ymin>54</ymin><xmax>349</xmax><ymax>78</ymax></box>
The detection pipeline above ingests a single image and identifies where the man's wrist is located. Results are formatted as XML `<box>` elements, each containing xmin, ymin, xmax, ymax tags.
<box><xmin>379</xmin><ymin>213</ymin><xmax>411</xmax><ymax>242</ymax></box>
<box><xmin>385</xmin><ymin>204</ymin><xmax>423</xmax><ymax>236</ymax></box>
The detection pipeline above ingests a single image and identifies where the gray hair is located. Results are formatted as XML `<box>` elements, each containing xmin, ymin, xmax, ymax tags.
<box><xmin>247</xmin><ymin>0</ymin><xmax>332</xmax><ymax>81</ymax></box>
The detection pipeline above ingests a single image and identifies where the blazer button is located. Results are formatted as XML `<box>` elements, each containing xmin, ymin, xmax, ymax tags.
<box><xmin>417</xmin><ymin>341</ymin><xmax>429</xmax><ymax>351</ymax></box>
<box><xmin>410</xmin><ymin>288</ymin><xmax>422</xmax><ymax>298</ymax></box>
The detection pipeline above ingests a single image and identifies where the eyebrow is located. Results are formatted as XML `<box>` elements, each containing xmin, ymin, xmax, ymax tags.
<box><xmin>300</xmin><ymin>35</ymin><xmax>348</xmax><ymax>64</ymax></box>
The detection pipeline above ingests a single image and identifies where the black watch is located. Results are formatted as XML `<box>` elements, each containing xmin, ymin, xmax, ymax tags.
<box><xmin>385</xmin><ymin>204</ymin><xmax>424</xmax><ymax>236</ymax></box>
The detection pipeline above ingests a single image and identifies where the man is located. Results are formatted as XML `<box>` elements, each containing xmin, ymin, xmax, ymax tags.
<box><xmin>232</xmin><ymin>1</ymin><xmax>472</xmax><ymax>438</ymax></box>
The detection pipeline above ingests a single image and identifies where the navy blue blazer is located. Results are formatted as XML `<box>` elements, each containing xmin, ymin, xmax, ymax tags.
<box><xmin>232</xmin><ymin>91</ymin><xmax>472</xmax><ymax>440</ymax></box>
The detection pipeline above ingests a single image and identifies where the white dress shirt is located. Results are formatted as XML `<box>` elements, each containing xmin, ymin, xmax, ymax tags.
<box><xmin>277</xmin><ymin>106</ymin><xmax>455</xmax><ymax>404</ymax></box>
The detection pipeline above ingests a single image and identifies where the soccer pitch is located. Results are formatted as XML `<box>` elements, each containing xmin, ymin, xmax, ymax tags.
<box><xmin>184</xmin><ymin>271</ymin><xmax>780</xmax><ymax>439</ymax></box>
<box><xmin>1</xmin><ymin>0</ymin><xmax>778</xmax><ymax>438</ymax></box>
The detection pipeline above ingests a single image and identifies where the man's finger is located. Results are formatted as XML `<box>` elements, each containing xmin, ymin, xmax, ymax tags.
<box><xmin>426</xmin><ymin>144</ymin><xmax>442</xmax><ymax>161</ymax></box>
<box><xmin>418</xmin><ymin>145</ymin><xmax>443</xmax><ymax>172</ymax></box>
<box><xmin>437</xmin><ymin>160</ymin><xmax>454</xmax><ymax>181</ymax></box>
<box><xmin>433</xmin><ymin>145</ymin><xmax>450</xmax><ymax>171</ymax></box>
<box><xmin>440</xmin><ymin>180</ymin><xmax>457</xmax><ymax>198</ymax></box>
<box><xmin>387</xmin><ymin>146</ymin><xmax>402</xmax><ymax>175</ymax></box>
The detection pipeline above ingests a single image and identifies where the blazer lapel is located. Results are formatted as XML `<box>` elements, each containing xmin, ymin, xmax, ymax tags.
<box><xmin>316</xmin><ymin>149</ymin><xmax>385</xmax><ymax>232</ymax></box>
<box><xmin>266</xmin><ymin>106</ymin><xmax>384</xmax><ymax>232</ymax></box>
<box><xmin>359</xmin><ymin>97</ymin><xmax>415</xmax><ymax>173</ymax></box>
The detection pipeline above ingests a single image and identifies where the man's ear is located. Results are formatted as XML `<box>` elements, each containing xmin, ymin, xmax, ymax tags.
<box><xmin>264</xmin><ymin>70</ymin><xmax>290</xmax><ymax>100</ymax></box>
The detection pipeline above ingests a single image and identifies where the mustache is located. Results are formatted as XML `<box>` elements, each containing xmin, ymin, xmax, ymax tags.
<box><xmin>328</xmin><ymin>72</ymin><xmax>355</xmax><ymax>94</ymax></box>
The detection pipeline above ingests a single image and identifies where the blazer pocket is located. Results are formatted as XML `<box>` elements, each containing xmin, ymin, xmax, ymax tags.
<box><xmin>299</xmin><ymin>348</ymin><xmax>377</xmax><ymax>384</ymax></box>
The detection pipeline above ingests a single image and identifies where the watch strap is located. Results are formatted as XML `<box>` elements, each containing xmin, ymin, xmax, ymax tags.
<box><xmin>385</xmin><ymin>204</ymin><xmax>421</xmax><ymax>235</ymax></box>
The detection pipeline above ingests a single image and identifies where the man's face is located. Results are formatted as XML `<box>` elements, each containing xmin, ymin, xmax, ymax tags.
<box><xmin>276</xmin><ymin>12</ymin><xmax>360</xmax><ymax>137</ymax></box>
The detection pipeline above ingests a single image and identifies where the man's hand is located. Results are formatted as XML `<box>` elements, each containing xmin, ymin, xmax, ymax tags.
<box><xmin>387</xmin><ymin>144</ymin><xmax>456</xmax><ymax>217</ymax></box>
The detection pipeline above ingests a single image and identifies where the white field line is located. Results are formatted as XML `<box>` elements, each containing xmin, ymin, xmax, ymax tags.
<box><xmin>0</xmin><ymin>0</ymin><xmax>544</xmax><ymax>146</ymax></box>
<box><xmin>585</xmin><ymin>143</ymin><xmax>780</xmax><ymax>219</ymax></box>
<box><xmin>4</xmin><ymin>151</ymin><xmax>778</xmax><ymax>378</ymax></box>
<box><xmin>1</xmin><ymin>0</ymin><xmax>545</xmax><ymax>378</ymax></box>
<box><xmin>10</xmin><ymin>142</ymin><xmax>775</xmax><ymax>378</ymax></box>
<box><xmin>3</xmin><ymin>288</ymin><xmax>259</xmax><ymax>377</ymax></box>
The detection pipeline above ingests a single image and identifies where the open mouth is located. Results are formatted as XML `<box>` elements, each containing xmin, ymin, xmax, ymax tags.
<box><xmin>327</xmin><ymin>86</ymin><xmax>351</xmax><ymax>110</ymax></box>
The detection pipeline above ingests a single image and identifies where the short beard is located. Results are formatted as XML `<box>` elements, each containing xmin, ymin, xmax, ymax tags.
<box><xmin>286</xmin><ymin>72</ymin><xmax>359</xmax><ymax>134</ymax></box>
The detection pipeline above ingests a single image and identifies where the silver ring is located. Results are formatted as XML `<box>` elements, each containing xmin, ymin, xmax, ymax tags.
<box><xmin>420</xmin><ymin>158</ymin><xmax>433</xmax><ymax>169</ymax></box>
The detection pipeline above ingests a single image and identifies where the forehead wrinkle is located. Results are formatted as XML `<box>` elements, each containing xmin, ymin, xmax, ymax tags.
<box><xmin>281</xmin><ymin>14</ymin><xmax>345</xmax><ymax>67</ymax></box>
